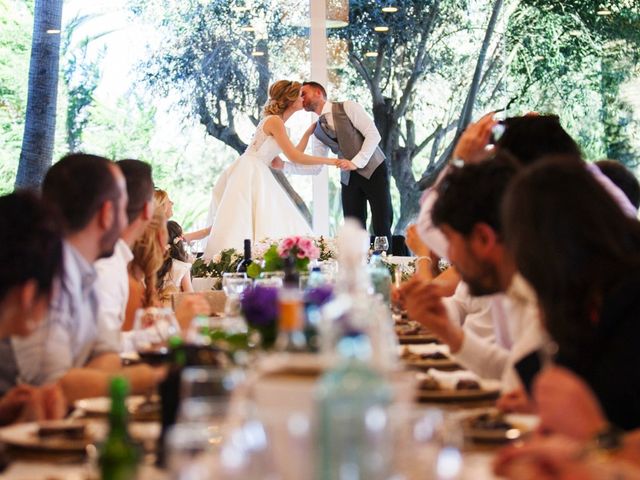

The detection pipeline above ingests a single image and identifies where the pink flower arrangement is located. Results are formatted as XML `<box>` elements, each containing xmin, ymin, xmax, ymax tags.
<box><xmin>277</xmin><ymin>236</ymin><xmax>320</xmax><ymax>261</ymax></box>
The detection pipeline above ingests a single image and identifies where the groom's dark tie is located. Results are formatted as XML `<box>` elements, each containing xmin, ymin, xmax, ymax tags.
<box><xmin>318</xmin><ymin>113</ymin><xmax>337</xmax><ymax>138</ymax></box>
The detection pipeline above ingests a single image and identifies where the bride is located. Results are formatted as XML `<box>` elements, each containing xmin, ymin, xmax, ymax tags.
<box><xmin>203</xmin><ymin>80</ymin><xmax>337</xmax><ymax>258</ymax></box>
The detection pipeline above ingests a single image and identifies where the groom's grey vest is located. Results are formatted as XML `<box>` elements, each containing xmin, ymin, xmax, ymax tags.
<box><xmin>313</xmin><ymin>102</ymin><xmax>386</xmax><ymax>186</ymax></box>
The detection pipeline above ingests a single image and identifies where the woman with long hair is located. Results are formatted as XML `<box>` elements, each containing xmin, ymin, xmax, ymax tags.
<box><xmin>203</xmin><ymin>80</ymin><xmax>338</xmax><ymax>258</ymax></box>
<box><xmin>502</xmin><ymin>155</ymin><xmax>640</xmax><ymax>431</ymax></box>
<box><xmin>157</xmin><ymin>220</ymin><xmax>194</xmax><ymax>300</ymax></box>
<box><xmin>124</xmin><ymin>208</ymin><xmax>168</xmax><ymax>330</ymax></box>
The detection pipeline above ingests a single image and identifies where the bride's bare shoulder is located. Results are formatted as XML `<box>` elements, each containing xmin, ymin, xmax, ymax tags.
<box><xmin>262</xmin><ymin>115</ymin><xmax>284</xmax><ymax>134</ymax></box>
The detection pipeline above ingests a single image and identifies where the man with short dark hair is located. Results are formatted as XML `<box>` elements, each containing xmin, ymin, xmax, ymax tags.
<box><xmin>95</xmin><ymin>159</ymin><xmax>155</xmax><ymax>332</ymax></box>
<box><xmin>400</xmin><ymin>157</ymin><xmax>543</xmax><ymax>390</ymax></box>
<box><xmin>1</xmin><ymin>154</ymin><xmax>163</xmax><ymax>403</ymax></box>
<box><xmin>297</xmin><ymin>81</ymin><xmax>393</xmax><ymax>242</ymax></box>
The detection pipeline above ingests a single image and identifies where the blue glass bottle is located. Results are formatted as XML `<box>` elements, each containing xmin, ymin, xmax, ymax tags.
<box><xmin>316</xmin><ymin>333</ymin><xmax>393</xmax><ymax>480</ymax></box>
<box><xmin>369</xmin><ymin>253</ymin><xmax>391</xmax><ymax>304</ymax></box>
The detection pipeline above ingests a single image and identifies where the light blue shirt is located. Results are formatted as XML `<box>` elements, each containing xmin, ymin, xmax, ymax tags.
<box><xmin>9</xmin><ymin>242</ymin><xmax>120</xmax><ymax>386</ymax></box>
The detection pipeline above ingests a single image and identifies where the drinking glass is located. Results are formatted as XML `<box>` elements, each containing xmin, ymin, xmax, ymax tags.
<box><xmin>178</xmin><ymin>366</ymin><xmax>244</xmax><ymax>423</ymax></box>
<box><xmin>373</xmin><ymin>236</ymin><xmax>390</xmax><ymax>254</ymax></box>
<box><xmin>222</xmin><ymin>273</ymin><xmax>251</xmax><ymax>317</ymax></box>
<box><xmin>395</xmin><ymin>408</ymin><xmax>464</xmax><ymax>479</ymax></box>
<box><xmin>131</xmin><ymin>307</ymin><xmax>180</xmax><ymax>362</ymax></box>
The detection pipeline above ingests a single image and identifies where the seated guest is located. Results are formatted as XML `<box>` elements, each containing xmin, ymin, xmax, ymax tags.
<box><xmin>502</xmin><ymin>156</ymin><xmax>640</xmax><ymax>430</ymax></box>
<box><xmin>1</xmin><ymin>154</ymin><xmax>164</xmax><ymax>403</ymax></box>
<box><xmin>157</xmin><ymin>221</ymin><xmax>194</xmax><ymax>299</ymax></box>
<box><xmin>417</xmin><ymin>113</ymin><xmax>635</xmax><ymax>259</ymax></box>
<box><xmin>400</xmin><ymin>156</ymin><xmax>543</xmax><ymax>390</ymax></box>
<box><xmin>495</xmin><ymin>367</ymin><xmax>640</xmax><ymax>479</ymax></box>
<box><xmin>94</xmin><ymin>159</ymin><xmax>155</xmax><ymax>332</ymax></box>
<box><xmin>154</xmin><ymin>189</ymin><xmax>211</xmax><ymax>243</ymax></box>
<box><xmin>125</xmin><ymin>210</ymin><xmax>207</xmax><ymax>331</ymax></box>
<box><xmin>595</xmin><ymin>159</ymin><xmax>640</xmax><ymax>210</ymax></box>
<box><xmin>125</xmin><ymin>207</ymin><xmax>169</xmax><ymax>329</ymax></box>
<box><xmin>0</xmin><ymin>192</ymin><xmax>65</xmax><ymax>424</ymax></box>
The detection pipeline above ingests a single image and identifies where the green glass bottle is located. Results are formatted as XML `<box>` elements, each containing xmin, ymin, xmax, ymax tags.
<box><xmin>99</xmin><ymin>377</ymin><xmax>140</xmax><ymax>480</ymax></box>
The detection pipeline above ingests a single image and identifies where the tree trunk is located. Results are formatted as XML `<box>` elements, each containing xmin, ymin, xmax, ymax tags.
<box><xmin>15</xmin><ymin>0</ymin><xmax>64</xmax><ymax>190</ymax></box>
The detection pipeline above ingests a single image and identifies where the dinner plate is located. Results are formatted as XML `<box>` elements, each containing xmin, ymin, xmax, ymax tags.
<box><xmin>397</xmin><ymin>334</ymin><xmax>440</xmax><ymax>345</ymax></box>
<box><xmin>0</xmin><ymin>421</ymin><xmax>100</xmax><ymax>452</ymax></box>
<box><xmin>415</xmin><ymin>379</ymin><xmax>501</xmax><ymax>403</ymax></box>
<box><xmin>75</xmin><ymin>396</ymin><xmax>160</xmax><ymax>420</ymax></box>
<box><xmin>460</xmin><ymin>410</ymin><xmax>540</xmax><ymax>443</ymax></box>
<box><xmin>0</xmin><ymin>421</ymin><xmax>161</xmax><ymax>453</ymax></box>
<box><xmin>399</xmin><ymin>344</ymin><xmax>459</xmax><ymax>370</ymax></box>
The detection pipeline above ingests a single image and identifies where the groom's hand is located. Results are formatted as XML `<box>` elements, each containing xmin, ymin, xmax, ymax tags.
<box><xmin>271</xmin><ymin>156</ymin><xmax>284</xmax><ymax>169</ymax></box>
<box><xmin>337</xmin><ymin>159</ymin><xmax>358</xmax><ymax>171</ymax></box>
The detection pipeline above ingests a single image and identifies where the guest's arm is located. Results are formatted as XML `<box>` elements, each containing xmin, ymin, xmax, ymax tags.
<box><xmin>183</xmin><ymin>227</ymin><xmax>211</xmax><ymax>242</ymax></box>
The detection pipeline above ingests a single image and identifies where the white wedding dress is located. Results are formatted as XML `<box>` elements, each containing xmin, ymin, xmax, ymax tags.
<box><xmin>203</xmin><ymin>117</ymin><xmax>313</xmax><ymax>258</ymax></box>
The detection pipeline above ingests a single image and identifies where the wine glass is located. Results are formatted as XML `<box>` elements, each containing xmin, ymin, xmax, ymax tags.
<box><xmin>131</xmin><ymin>307</ymin><xmax>180</xmax><ymax>363</ymax></box>
<box><xmin>373</xmin><ymin>236</ymin><xmax>389</xmax><ymax>254</ymax></box>
<box><xmin>222</xmin><ymin>273</ymin><xmax>251</xmax><ymax>317</ymax></box>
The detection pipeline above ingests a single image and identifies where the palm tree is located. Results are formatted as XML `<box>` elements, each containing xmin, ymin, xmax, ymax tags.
<box><xmin>15</xmin><ymin>0</ymin><xmax>64</xmax><ymax>190</ymax></box>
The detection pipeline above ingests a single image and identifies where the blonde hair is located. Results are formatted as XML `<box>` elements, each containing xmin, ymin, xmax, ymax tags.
<box><xmin>263</xmin><ymin>80</ymin><xmax>302</xmax><ymax>116</ymax></box>
<box><xmin>154</xmin><ymin>189</ymin><xmax>171</xmax><ymax>218</ymax></box>
<box><xmin>131</xmin><ymin>207</ymin><xmax>168</xmax><ymax>307</ymax></box>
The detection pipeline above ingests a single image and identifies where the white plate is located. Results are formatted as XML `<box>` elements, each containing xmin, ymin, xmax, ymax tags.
<box><xmin>458</xmin><ymin>409</ymin><xmax>540</xmax><ymax>442</ymax></box>
<box><xmin>0</xmin><ymin>421</ymin><xmax>160</xmax><ymax>453</ymax></box>
<box><xmin>74</xmin><ymin>396</ymin><xmax>153</xmax><ymax>416</ymax></box>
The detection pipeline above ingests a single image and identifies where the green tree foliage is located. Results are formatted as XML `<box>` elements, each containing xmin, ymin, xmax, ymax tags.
<box><xmin>505</xmin><ymin>0</ymin><xmax>640</xmax><ymax>166</ymax></box>
<box><xmin>0</xmin><ymin>0</ymin><xmax>33</xmax><ymax>193</ymax></box>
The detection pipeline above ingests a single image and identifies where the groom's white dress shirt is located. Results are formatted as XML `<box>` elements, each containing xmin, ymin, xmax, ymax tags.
<box><xmin>282</xmin><ymin>100</ymin><xmax>381</xmax><ymax>175</ymax></box>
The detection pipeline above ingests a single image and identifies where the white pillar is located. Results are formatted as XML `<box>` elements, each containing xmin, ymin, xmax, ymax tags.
<box><xmin>309</xmin><ymin>0</ymin><xmax>330</xmax><ymax>236</ymax></box>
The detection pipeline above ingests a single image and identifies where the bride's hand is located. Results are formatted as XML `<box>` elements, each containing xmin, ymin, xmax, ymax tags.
<box><xmin>337</xmin><ymin>159</ymin><xmax>358</xmax><ymax>171</ymax></box>
<box><xmin>271</xmin><ymin>157</ymin><xmax>285</xmax><ymax>169</ymax></box>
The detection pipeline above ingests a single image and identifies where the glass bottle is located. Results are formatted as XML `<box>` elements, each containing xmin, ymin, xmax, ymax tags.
<box><xmin>99</xmin><ymin>377</ymin><xmax>140</xmax><ymax>480</ymax></box>
<box><xmin>369</xmin><ymin>252</ymin><xmax>391</xmax><ymax>304</ymax></box>
<box><xmin>315</xmin><ymin>333</ymin><xmax>393</xmax><ymax>480</ymax></box>
<box><xmin>236</xmin><ymin>239</ymin><xmax>253</xmax><ymax>273</ymax></box>
<box><xmin>275</xmin><ymin>256</ymin><xmax>306</xmax><ymax>352</ymax></box>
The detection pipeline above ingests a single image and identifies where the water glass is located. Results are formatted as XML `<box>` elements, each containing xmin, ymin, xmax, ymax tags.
<box><xmin>131</xmin><ymin>307</ymin><xmax>180</xmax><ymax>356</ymax></box>
<box><xmin>222</xmin><ymin>272</ymin><xmax>251</xmax><ymax>296</ymax></box>
<box><xmin>222</xmin><ymin>273</ymin><xmax>251</xmax><ymax>317</ymax></box>
<box><xmin>373</xmin><ymin>236</ymin><xmax>389</xmax><ymax>254</ymax></box>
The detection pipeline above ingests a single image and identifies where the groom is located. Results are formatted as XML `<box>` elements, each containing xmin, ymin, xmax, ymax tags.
<box><xmin>301</xmin><ymin>81</ymin><xmax>393</xmax><ymax>241</ymax></box>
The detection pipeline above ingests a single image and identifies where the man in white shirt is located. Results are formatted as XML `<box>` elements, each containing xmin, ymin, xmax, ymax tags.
<box><xmin>299</xmin><ymin>81</ymin><xmax>393</xmax><ymax>243</ymax></box>
<box><xmin>94</xmin><ymin>159</ymin><xmax>154</xmax><ymax>333</ymax></box>
<box><xmin>1</xmin><ymin>154</ymin><xmax>163</xmax><ymax>403</ymax></box>
<box><xmin>400</xmin><ymin>157</ymin><xmax>544</xmax><ymax>391</ymax></box>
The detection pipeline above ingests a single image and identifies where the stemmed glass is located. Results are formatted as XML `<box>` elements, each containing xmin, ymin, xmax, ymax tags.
<box><xmin>131</xmin><ymin>307</ymin><xmax>180</xmax><ymax>363</ymax></box>
<box><xmin>222</xmin><ymin>272</ymin><xmax>252</xmax><ymax>318</ymax></box>
<box><xmin>373</xmin><ymin>236</ymin><xmax>390</xmax><ymax>254</ymax></box>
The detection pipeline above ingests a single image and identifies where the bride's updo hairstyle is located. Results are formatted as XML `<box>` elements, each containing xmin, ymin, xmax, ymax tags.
<box><xmin>263</xmin><ymin>80</ymin><xmax>301</xmax><ymax>116</ymax></box>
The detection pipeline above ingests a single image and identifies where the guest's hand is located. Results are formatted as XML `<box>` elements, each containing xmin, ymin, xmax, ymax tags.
<box><xmin>0</xmin><ymin>385</ymin><xmax>35</xmax><ymax>425</ymax></box>
<box><xmin>399</xmin><ymin>277</ymin><xmax>463</xmax><ymax>352</ymax></box>
<box><xmin>271</xmin><ymin>156</ymin><xmax>285</xmax><ymax>170</ymax></box>
<box><xmin>175</xmin><ymin>295</ymin><xmax>211</xmax><ymax>330</ymax></box>
<box><xmin>336</xmin><ymin>159</ymin><xmax>358</xmax><ymax>171</ymax></box>
<box><xmin>497</xmin><ymin>387</ymin><xmax>535</xmax><ymax>413</ymax></box>
<box><xmin>533</xmin><ymin>366</ymin><xmax>607</xmax><ymax>440</ymax></box>
<box><xmin>40</xmin><ymin>383</ymin><xmax>66</xmax><ymax>421</ymax></box>
<box><xmin>494</xmin><ymin>434</ymin><xmax>583</xmax><ymax>480</ymax></box>
<box><xmin>452</xmin><ymin>112</ymin><xmax>498</xmax><ymax>164</ymax></box>
<box><xmin>405</xmin><ymin>224</ymin><xmax>430</xmax><ymax>257</ymax></box>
